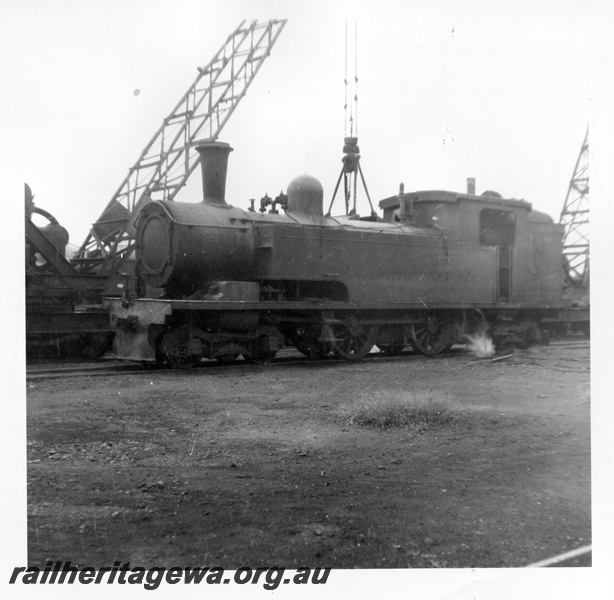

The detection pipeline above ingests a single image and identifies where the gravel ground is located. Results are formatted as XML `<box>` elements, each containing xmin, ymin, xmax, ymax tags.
<box><xmin>26</xmin><ymin>343</ymin><xmax>590</xmax><ymax>569</ymax></box>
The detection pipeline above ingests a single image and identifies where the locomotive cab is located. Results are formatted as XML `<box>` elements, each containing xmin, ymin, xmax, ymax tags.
<box><xmin>379</xmin><ymin>190</ymin><xmax>563</xmax><ymax>306</ymax></box>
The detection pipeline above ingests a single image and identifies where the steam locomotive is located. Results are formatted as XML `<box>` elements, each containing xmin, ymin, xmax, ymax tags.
<box><xmin>105</xmin><ymin>141</ymin><xmax>565</xmax><ymax>367</ymax></box>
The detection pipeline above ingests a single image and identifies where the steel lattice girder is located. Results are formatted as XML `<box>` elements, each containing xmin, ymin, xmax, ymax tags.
<box><xmin>75</xmin><ymin>19</ymin><xmax>287</xmax><ymax>274</ymax></box>
<box><xmin>559</xmin><ymin>128</ymin><xmax>589</xmax><ymax>284</ymax></box>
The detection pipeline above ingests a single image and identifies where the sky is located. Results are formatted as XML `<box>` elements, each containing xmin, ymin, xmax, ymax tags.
<box><xmin>3</xmin><ymin>0</ymin><xmax>613</xmax><ymax>245</ymax></box>
<box><xmin>3</xmin><ymin>1</ymin><xmax>614</xmax><ymax>596</ymax></box>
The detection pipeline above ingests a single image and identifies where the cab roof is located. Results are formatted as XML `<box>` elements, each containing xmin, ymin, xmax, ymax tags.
<box><xmin>378</xmin><ymin>190</ymin><xmax>532</xmax><ymax>211</ymax></box>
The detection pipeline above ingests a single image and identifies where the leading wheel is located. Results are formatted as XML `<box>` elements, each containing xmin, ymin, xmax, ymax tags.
<box><xmin>244</xmin><ymin>335</ymin><xmax>277</xmax><ymax>365</ymax></box>
<box><xmin>288</xmin><ymin>324</ymin><xmax>331</xmax><ymax>360</ymax></box>
<box><xmin>158</xmin><ymin>325</ymin><xmax>202</xmax><ymax>369</ymax></box>
<box><xmin>410</xmin><ymin>315</ymin><xmax>451</xmax><ymax>356</ymax></box>
<box><xmin>165</xmin><ymin>353</ymin><xmax>201</xmax><ymax>369</ymax></box>
<box><xmin>325</xmin><ymin>315</ymin><xmax>377</xmax><ymax>360</ymax></box>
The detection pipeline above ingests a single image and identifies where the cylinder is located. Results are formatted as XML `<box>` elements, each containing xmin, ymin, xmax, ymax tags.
<box><xmin>467</xmin><ymin>178</ymin><xmax>476</xmax><ymax>195</ymax></box>
<box><xmin>196</xmin><ymin>141</ymin><xmax>233</xmax><ymax>206</ymax></box>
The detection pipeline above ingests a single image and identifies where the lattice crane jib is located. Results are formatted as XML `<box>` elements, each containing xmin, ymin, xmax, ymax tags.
<box><xmin>559</xmin><ymin>127</ymin><xmax>589</xmax><ymax>288</ymax></box>
<box><xmin>74</xmin><ymin>19</ymin><xmax>287</xmax><ymax>274</ymax></box>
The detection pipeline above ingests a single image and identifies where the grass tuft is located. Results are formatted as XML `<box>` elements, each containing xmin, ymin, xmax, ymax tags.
<box><xmin>338</xmin><ymin>388</ymin><xmax>459</xmax><ymax>431</ymax></box>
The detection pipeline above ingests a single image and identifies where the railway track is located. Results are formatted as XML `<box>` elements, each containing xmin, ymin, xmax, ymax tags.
<box><xmin>25</xmin><ymin>347</ymin><xmax>461</xmax><ymax>380</ymax></box>
<box><xmin>25</xmin><ymin>338</ymin><xmax>589</xmax><ymax>381</ymax></box>
<box><xmin>26</xmin><ymin>361</ymin><xmax>157</xmax><ymax>380</ymax></box>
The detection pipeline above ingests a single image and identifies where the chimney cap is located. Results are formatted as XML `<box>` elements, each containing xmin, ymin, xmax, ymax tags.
<box><xmin>195</xmin><ymin>140</ymin><xmax>233</xmax><ymax>152</ymax></box>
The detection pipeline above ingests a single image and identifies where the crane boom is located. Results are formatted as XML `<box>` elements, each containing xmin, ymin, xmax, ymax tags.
<box><xmin>559</xmin><ymin>127</ymin><xmax>589</xmax><ymax>288</ymax></box>
<box><xmin>74</xmin><ymin>19</ymin><xmax>287</xmax><ymax>274</ymax></box>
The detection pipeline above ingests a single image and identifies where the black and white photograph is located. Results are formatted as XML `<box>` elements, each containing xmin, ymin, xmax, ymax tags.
<box><xmin>2</xmin><ymin>0</ymin><xmax>613</xmax><ymax>598</ymax></box>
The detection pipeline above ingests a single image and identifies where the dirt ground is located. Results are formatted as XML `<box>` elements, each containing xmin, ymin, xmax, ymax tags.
<box><xmin>26</xmin><ymin>342</ymin><xmax>591</xmax><ymax>569</ymax></box>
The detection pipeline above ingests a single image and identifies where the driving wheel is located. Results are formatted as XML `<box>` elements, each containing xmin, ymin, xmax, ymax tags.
<box><xmin>410</xmin><ymin>315</ymin><xmax>451</xmax><ymax>356</ymax></box>
<box><xmin>326</xmin><ymin>315</ymin><xmax>377</xmax><ymax>360</ymax></box>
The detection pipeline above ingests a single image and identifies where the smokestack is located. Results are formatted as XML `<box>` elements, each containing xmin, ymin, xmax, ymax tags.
<box><xmin>196</xmin><ymin>141</ymin><xmax>234</xmax><ymax>206</ymax></box>
<box><xmin>467</xmin><ymin>178</ymin><xmax>476</xmax><ymax>195</ymax></box>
